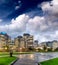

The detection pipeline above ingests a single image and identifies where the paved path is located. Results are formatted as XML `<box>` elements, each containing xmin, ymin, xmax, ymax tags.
<box><xmin>13</xmin><ymin>58</ymin><xmax>38</xmax><ymax>65</ymax></box>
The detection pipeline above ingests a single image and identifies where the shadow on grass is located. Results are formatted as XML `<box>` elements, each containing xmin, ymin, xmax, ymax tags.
<box><xmin>0</xmin><ymin>63</ymin><xmax>4</xmax><ymax>65</ymax></box>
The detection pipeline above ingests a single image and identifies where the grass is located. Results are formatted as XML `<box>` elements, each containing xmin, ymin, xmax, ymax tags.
<box><xmin>0</xmin><ymin>56</ymin><xmax>17</xmax><ymax>65</ymax></box>
<box><xmin>0</xmin><ymin>52</ymin><xmax>9</xmax><ymax>56</ymax></box>
<box><xmin>13</xmin><ymin>52</ymin><xmax>34</xmax><ymax>54</ymax></box>
<box><xmin>0</xmin><ymin>52</ymin><xmax>34</xmax><ymax>56</ymax></box>
<box><xmin>40</xmin><ymin>58</ymin><xmax>58</xmax><ymax>65</ymax></box>
<box><xmin>0</xmin><ymin>52</ymin><xmax>33</xmax><ymax>65</ymax></box>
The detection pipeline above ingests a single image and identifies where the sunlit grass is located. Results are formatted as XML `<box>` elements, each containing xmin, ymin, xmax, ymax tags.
<box><xmin>40</xmin><ymin>58</ymin><xmax>58</xmax><ymax>65</ymax></box>
<box><xmin>0</xmin><ymin>56</ymin><xmax>16</xmax><ymax>65</ymax></box>
<box><xmin>0</xmin><ymin>52</ymin><xmax>34</xmax><ymax>56</ymax></box>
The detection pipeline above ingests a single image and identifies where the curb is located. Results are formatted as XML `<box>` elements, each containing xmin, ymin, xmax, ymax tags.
<box><xmin>35</xmin><ymin>61</ymin><xmax>41</xmax><ymax>65</ymax></box>
<box><xmin>38</xmin><ymin>62</ymin><xmax>42</xmax><ymax>65</ymax></box>
<box><xmin>34</xmin><ymin>61</ymin><xmax>42</xmax><ymax>65</ymax></box>
<box><xmin>10</xmin><ymin>58</ymin><xmax>19</xmax><ymax>65</ymax></box>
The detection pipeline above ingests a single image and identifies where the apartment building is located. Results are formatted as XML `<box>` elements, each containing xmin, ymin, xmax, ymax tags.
<box><xmin>14</xmin><ymin>33</ymin><xmax>34</xmax><ymax>51</ymax></box>
<box><xmin>0</xmin><ymin>32</ymin><xmax>11</xmax><ymax>51</ymax></box>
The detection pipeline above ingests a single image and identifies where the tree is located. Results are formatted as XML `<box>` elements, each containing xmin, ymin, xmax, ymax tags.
<box><xmin>43</xmin><ymin>45</ymin><xmax>47</xmax><ymax>51</ymax></box>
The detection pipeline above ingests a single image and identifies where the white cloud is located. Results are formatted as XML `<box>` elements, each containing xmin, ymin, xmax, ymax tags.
<box><xmin>18</xmin><ymin>1</ymin><xmax>21</xmax><ymax>4</ymax></box>
<box><xmin>0</xmin><ymin>19</ymin><xmax>2</xmax><ymax>22</ymax></box>
<box><xmin>0</xmin><ymin>13</ymin><xmax>58</xmax><ymax>42</ymax></box>
<box><xmin>0</xmin><ymin>14</ymin><xmax>49</xmax><ymax>42</ymax></box>
<box><xmin>36</xmin><ymin>0</ymin><xmax>58</xmax><ymax>42</ymax></box>
<box><xmin>34</xmin><ymin>34</ymin><xmax>49</xmax><ymax>43</ymax></box>
<box><xmin>15</xmin><ymin>6</ymin><xmax>20</xmax><ymax>10</ymax></box>
<box><xmin>0</xmin><ymin>0</ymin><xmax>58</xmax><ymax>43</ymax></box>
<box><xmin>51</xmin><ymin>31</ymin><xmax>58</xmax><ymax>38</ymax></box>
<box><xmin>41</xmin><ymin>0</ymin><xmax>58</xmax><ymax>23</ymax></box>
<box><xmin>52</xmin><ymin>0</ymin><xmax>58</xmax><ymax>5</ymax></box>
<box><xmin>39</xmin><ymin>0</ymin><xmax>58</xmax><ymax>31</ymax></box>
<box><xmin>15</xmin><ymin>1</ymin><xmax>22</xmax><ymax>10</ymax></box>
<box><xmin>27</xmin><ymin>16</ymin><xmax>48</xmax><ymax>33</ymax></box>
<box><xmin>0</xmin><ymin>14</ymin><xmax>29</xmax><ymax>37</ymax></box>
<box><xmin>55</xmin><ymin>31</ymin><xmax>58</xmax><ymax>36</ymax></box>
<box><xmin>23</xmin><ymin>0</ymin><xmax>58</xmax><ymax>42</ymax></box>
<box><xmin>9</xmin><ymin>14</ymin><xmax>29</xmax><ymax>32</ymax></box>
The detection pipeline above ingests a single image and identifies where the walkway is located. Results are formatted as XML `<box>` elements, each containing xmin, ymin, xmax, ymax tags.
<box><xmin>13</xmin><ymin>58</ymin><xmax>38</xmax><ymax>65</ymax></box>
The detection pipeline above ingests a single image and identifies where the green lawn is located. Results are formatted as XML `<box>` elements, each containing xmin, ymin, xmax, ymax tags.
<box><xmin>0</xmin><ymin>52</ymin><xmax>33</xmax><ymax>56</ymax></box>
<box><xmin>0</xmin><ymin>56</ymin><xmax>17</xmax><ymax>65</ymax></box>
<box><xmin>40</xmin><ymin>58</ymin><xmax>58</xmax><ymax>65</ymax></box>
<box><xmin>0</xmin><ymin>52</ymin><xmax>9</xmax><ymax>56</ymax></box>
<box><xmin>13</xmin><ymin>52</ymin><xmax>34</xmax><ymax>54</ymax></box>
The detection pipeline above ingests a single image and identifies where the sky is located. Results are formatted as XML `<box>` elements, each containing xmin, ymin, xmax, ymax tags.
<box><xmin>0</xmin><ymin>0</ymin><xmax>58</xmax><ymax>43</ymax></box>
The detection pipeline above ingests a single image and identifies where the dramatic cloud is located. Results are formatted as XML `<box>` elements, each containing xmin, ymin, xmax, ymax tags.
<box><xmin>27</xmin><ymin>16</ymin><xmax>48</xmax><ymax>33</ymax></box>
<box><xmin>32</xmin><ymin>0</ymin><xmax>58</xmax><ymax>43</ymax></box>
<box><xmin>0</xmin><ymin>0</ymin><xmax>58</xmax><ymax>43</ymax></box>
<box><xmin>38</xmin><ymin>0</ymin><xmax>58</xmax><ymax>42</ymax></box>
<box><xmin>41</xmin><ymin>0</ymin><xmax>58</xmax><ymax>27</ymax></box>
<box><xmin>0</xmin><ymin>14</ymin><xmax>49</xmax><ymax>41</ymax></box>
<box><xmin>50</xmin><ymin>30</ymin><xmax>58</xmax><ymax>39</ymax></box>
<box><xmin>0</xmin><ymin>14</ymin><xmax>46</xmax><ymax>35</ymax></box>
<box><xmin>0</xmin><ymin>14</ymin><xmax>29</xmax><ymax>37</ymax></box>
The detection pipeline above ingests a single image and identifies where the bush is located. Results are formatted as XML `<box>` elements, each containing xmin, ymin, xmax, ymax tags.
<box><xmin>54</xmin><ymin>47</ymin><xmax>58</xmax><ymax>51</ymax></box>
<box><xmin>28</xmin><ymin>47</ymin><xmax>34</xmax><ymax>51</ymax></box>
<box><xmin>47</xmin><ymin>48</ymin><xmax>52</xmax><ymax>52</ymax></box>
<box><xmin>37</xmin><ymin>48</ymin><xmax>44</xmax><ymax>52</ymax></box>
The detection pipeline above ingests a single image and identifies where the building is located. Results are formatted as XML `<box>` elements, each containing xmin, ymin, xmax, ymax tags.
<box><xmin>14</xmin><ymin>33</ymin><xmax>34</xmax><ymax>51</ymax></box>
<box><xmin>46</xmin><ymin>42</ymin><xmax>52</xmax><ymax>48</ymax></box>
<box><xmin>41</xmin><ymin>40</ymin><xmax>58</xmax><ymax>51</ymax></box>
<box><xmin>27</xmin><ymin>35</ymin><xmax>33</xmax><ymax>48</ymax></box>
<box><xmin>0</xmin><ymin>32</ymin><xmax>11</xmax><ymax>51</ymax></box>
<box><xmin>14</xmin><ymin>36</ymin><xmax>26</xmax><ymax>51</ymax></box>
<box><xmin>14</xmin><ymin>37</ymin><xmax>20</xmax><ymax>48</ymax></box>
<box><xmin>33</xmin><ymin>40</ymin><xmax>38</xmax><ymax>48</ymax></box>
<box><xmin>45</xmin><ymin>40</ymin><xmax>58</xmax><ymax>50</ymax></box>
<box><xmin>40</xmin><ymin>42</ymin><xmax>47</xmax><ymax>48</ymax></box>
<box><xmin>23</xmin><ymin>33</ymin><xmax>34</xmax><ymax>48</ymax></box>
<box><xmin>52</xmin><ymin>41</ymin><xmax>58</xmax><ymax>50</ymax></box>
<box><xmin>9</xmin><ymin>40</ymin><xmax>16</xmax><ymax>51</ymax></box>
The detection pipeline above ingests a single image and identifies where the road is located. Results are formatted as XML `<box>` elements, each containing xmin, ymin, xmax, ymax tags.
<box><xmin>13</xmin><ymin>52</ymin><xmax>58</xmax><ymax>65</ymax></box>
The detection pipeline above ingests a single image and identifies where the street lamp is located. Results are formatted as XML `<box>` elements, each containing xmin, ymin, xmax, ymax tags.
<box><xmin>5</xmin><ymin>47</ymin><xmax>7</xmax><ymax>50</ymax></box>
<box><xmin>20</xmin><ymin>48</ymin><xmax>22</xmax><ymax>52</ymax></box>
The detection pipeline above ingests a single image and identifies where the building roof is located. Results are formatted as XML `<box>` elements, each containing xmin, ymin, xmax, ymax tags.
<box><xmin>0</xmin><ymin>32</ymin><xmax>7</xmax><ymax>35</ymax></box>
<box><xmin>23</xmin><ymin>33</ymin><xmax>30</xmax><ymax>36</ymax></box>
<box><xmin>34</xmin><ymin>40</ymin><xmax>38</xmax><ymax>42</ymax></box>
<box><xmin>18</xmin><ymin>36</ymin><xmax>22</xmax><ymax>38</ymax></box>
